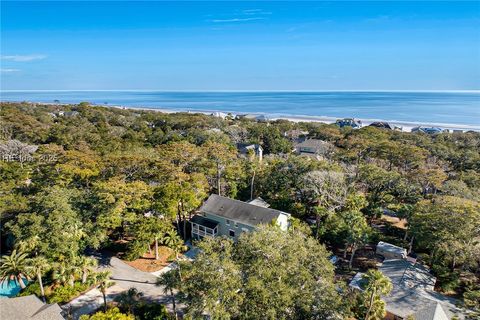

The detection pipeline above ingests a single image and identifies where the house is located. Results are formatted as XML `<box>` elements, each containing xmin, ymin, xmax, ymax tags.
<box><xmin>376</xmin><ymin>241</ymin><xmax>408</xmax><ymax>260</ymax></box>
<box><xmin>294</xmin><ymin>139</ymin><xmax>334</xmax><ymax>158</ymax></box>
<box><xmin>411</xmin><ymin>126</ymin><xmax>445</xmax><ymax>134</ymax></box>
<box><xmin>237</xmin><ymin>143</ymin><xmax>263</xmax><ymax>162</ymax></box>
<box><xmin>247</xmin><ymin>197</ymin><xmax>270</xmax><ymax>208</ymax></box>
<box><xmin>211</xmin><ymin>112</ymin><xmax>228</xmax><ymax>119</ymax></box>
<box><xmin>369</xmin><ymin>122</ymin><xmax>402</xmax><ymax>131</ymax></box>
<box><xmin>379</xmin><ymin>259</ymin><xmax>465</xmax><ymax>320</ymax></box>
<box><xmin>190</xmin><ymin>194</ymin><xmax>290</xmax><ymax>240</ymax></box>
<box><xmin>335</xmin><ymin>118</ymin><xmax>363</xmax><ymax>129</ymax></box>
<box><xmin>0</xmin><ymin>295</ymin><xmax>65</xmax><ymax>320</ymax></box>
<box><xmin>236</xmin><ymin>114</ymin><xmax>268</xmax><ymax>122</ymax></box>
<box><xmin>284</xmin><ymin>129</ymin><xmax>309</xmax><ymax>141</ymax></box>
<box><xmin>57</xmin><ymin>111</ymin><xmax>79</xmax><ymax>117</ymax></box>
<box><xmin>349</xmin><ymin>260</ymin><xmax>466</xmax><ymax>319</ymax></box>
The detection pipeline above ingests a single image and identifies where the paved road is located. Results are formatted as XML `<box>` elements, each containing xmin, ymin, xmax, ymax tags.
<box><xmin>64</xmin><ymin>251</ymin><xmax>177</xmax><ymax>319</ymax></box>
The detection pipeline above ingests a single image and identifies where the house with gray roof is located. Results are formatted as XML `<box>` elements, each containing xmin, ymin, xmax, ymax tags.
<box><xmin>376</xmin><ymin>241</ymin><xmax>408</xmax><ymax>260</ymax></box>
<box><xmin>237</xmin><ymin>143</ymin><xmax>263</xmax><ymax>162</ymax></box>
<box><xmin>0</xmin><ymin>295</ymin><xmax>64</xmax><ymax>320</ymax></box>
<box><xmin>294</xmin><ymin>139</ymin><xmax>334</xmax><ymax>159</ymax></box>
<box><xmin>190</xmin><ymin>194</ymin><xmax>290</xmax><ymax>240</ymax></box>
<box><xmin>384</xmin><ymin>260</ymin><xmax>464</xmax><ymax>319</ymax></box>
<box><xmin>247</xmin><ymin>197</ymin><xmax>270</xmax><ymax>208</ymax></box>
<box><xmin>349</xmin><ymin>259</ymin><xmax>467</xmax><ymax>319</ymax></box>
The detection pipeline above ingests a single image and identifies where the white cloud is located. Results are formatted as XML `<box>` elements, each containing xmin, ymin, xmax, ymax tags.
<box><xmin>242</xmin><ymin>9</ymin><xmax>272</xmax><ymax>15</ymax></box>
<box><xmin>1</xmin><ymin>54</ymin><xmax>47</xmax><ymax>62</ymax></box>
<box><xmin>210</xmin><ymin>17</ymin><xmax>265</xmax><ymax>23</ymax></box>
<box><xmin>1</xmin><ymin>68</ymin><xmax>20</xmax><ymax>73</ymax></box>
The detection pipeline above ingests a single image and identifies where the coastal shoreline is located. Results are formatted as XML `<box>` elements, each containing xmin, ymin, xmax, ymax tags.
<box><xmin>99</xmin><ymin>104</ymin><xmax>480</xmax><ymax>133</ymax></box>
<box><xmin>2</xmin><ymin>100</ymin><xmax>480</xmax><ymax>132</ymax></box>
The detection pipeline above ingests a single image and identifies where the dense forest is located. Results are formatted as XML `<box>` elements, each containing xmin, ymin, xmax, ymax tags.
<box><xmin>0</xmin><ymin>102</ymin><xmax>479</xmax><ymax>319</ymax></box>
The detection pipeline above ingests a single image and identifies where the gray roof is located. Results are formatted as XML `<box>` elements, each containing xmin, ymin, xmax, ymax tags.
<box><xmin>412</xmin><ymin>301</ymin><xmax>449</xmax><ymax>320</ymax></box>
<box><xmin>247</xmin><ymin>197</ymin><xmax>270</xmax><ymax>208</ymax></box>
<box><xmin>383</xmin><ymin>287</ymin><xmax>461</xmax><ymax>320</ymax></box>
<box><xmin>376</xmin><ymin>241</ymin><xmax>407</xmax><ymax>256</ymax></box>
<box><xmin>379</xmin><ymin>260</ymin><xmax>465</xmax><ymax>319</ymax></box>
<box><xmin>380</xmin><ymin>259</ymin><xmax>436</xmax><ymax>292</ymax></box>
<box><xmin>199</xmin><ymin>194</ymin><xmax>288</xmax><ymax>226</ymax></box>
<box><xmin>0</xmin><ymin>295</ymin><xmax>64</xmax><ymax>320</ymax></box>
<box><xmin>295</xmin><ymin>139</ymin><xmax>330</xmax><ymax>149</ymax></box>
<box><xmin>237</xmin><ymin>143</ymin><xmax>263</xmax><ymax>154</ymax></box>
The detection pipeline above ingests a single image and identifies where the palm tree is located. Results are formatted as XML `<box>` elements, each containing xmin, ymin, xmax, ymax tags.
<box><xmin>0</xmin><ymin>250</ymin><xmax>29</xmax><ymax>289</ymax></box>
<box><xmin>77</xmin><ymin>256</ymin><xmax>98</xmax><ymax>284</ymax></box>
<box><xmin>163</xmin><ymin>230</ymin><xmax>187</xmax><ymax>261</ymax></box>
<box><xmin>52</xmin><ymin>262</ymin><xmax>79</xmax><ymax>287</ymax></box>
<box><xmin>362</xmin><ymin>270</ymin><xmax>393</xmax><ymax>320</ymax></box>
<box><xmin>114</xmin><ymin>287</ymin><xmax>143</xmax><ymax>314</ymax></box>
<box><xmin>95</xmin><ymin>271</ymin><xmax>112</xmax><ymax>312</ymax></box>
<box><xmin>156</xmin><ymin>269</ymin><xmax>180</xmax><ymax>319</ymax></box>
<box><xmin>151</xmin><ymin>218</ymin><xmax>167</xmax><ymax>261</ymax></box>
<box><xmin>163</xmin><ymin>231</ymin><xmax>187</xmax><ymax>285</ymax></box>
<box><xmin>27</xmin><ymin>256</ymin><xmax>50</xmax><ymax>303</ymax></box>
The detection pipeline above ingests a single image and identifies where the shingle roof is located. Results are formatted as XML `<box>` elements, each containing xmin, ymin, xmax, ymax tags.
<box><xmin>0</xmin><ymin>295</ymin><xmax>64</xmax><ymax>320</ymax></box>
<box><xmin>237</xmin><ymin>143</ymin><xmax>262</xmax><ymax>154</ymax></box>
<box><xmin>379</xmin><ymin>259</ymin><xmax>465</xmax><ymax>319</ymax></box>
<box><xmin>247</xmin><ymin>197</ymin><xmax>270</xmax><ymax>208</ymax></box>
<box><xmin>295</xmin><ymin>139</ymin><xmax>330</xmax><ymax>149</ymax></box>
<box><xmin>415</xmin><ymin>302</ymin><xmax>449</xmax><ymax>320</ymax></box>
<box><xmin>199</xmin><ymin>194</ymin><xmax>287</xmax><ymax>226</ymax></box>
<box><xmin>376</xmin><ymin>241</ymin><xmax>407</xmax><ymax>257</ymax></box>
<box><xmin>380</xmin><ymin>259</ymin><xmax>436</xmax><ymax>291</ymax></box>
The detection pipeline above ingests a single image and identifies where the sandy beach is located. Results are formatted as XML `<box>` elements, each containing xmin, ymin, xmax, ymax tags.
<box><xmin>3</xmin><ymin>100</ymin><xmax>479</xmax><ymax>132</ymax></box>
<box><xmin>104</xmin><ymin>104</ymin><xmax>480</xmax><ymax>133</ymax></box>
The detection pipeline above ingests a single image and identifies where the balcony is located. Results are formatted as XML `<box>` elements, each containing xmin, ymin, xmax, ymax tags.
<box><xmin>190</xmin><ymin>215</ymin><xmax>219</xmax><ymax>239</ymax></box>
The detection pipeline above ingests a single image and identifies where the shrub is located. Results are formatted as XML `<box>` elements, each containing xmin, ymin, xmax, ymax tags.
<box><xmin>432</xmin><ymin>265</ymin><xmax>460</xmax><ymax>293</ymax></box>
<box><xmin>18</xmin><ymin>282</ymin><xmax>41</xmax><ymax>297</ymax></box>
<box><xmin>124</xmin><ymin>240</ymin><xmax>148</xmax><ymax>261</ymax></box>
<box><xmin>48</xmin><ymin>282</ymin><xmax>90</xmax><ymax>304</ymax></box>
<box><xmin>134</xmin><ymin>303</ymin><xmax>172</xmax><ymax>320</ymax></box>
<box><xmin>79</xmin><ymin>307</ymin><xmax>134</xmax><ymax>320</ymax></box>
<box><xmin>463</xmin><ymin>289</ymin><xmax>480</xmax><ymax>311</ymax></box>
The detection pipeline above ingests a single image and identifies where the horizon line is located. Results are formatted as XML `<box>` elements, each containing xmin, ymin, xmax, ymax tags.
<box><xmin>2</xmin><ymin>89</ymin><xmax>480</xmax><ymax>93</ymax></box>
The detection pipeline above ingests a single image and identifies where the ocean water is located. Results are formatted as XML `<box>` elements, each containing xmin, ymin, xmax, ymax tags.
<box><xmin>1</xmin><ymin>91</ymin><xmax>479</xmax><ymax>129</ymax></box>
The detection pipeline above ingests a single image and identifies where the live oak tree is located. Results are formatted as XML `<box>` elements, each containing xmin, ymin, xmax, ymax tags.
<box><xmin>410</xmin><ymin>196</ymin><xmax>480</xmax><ymax>272</ymax></box>
<box><xmin>181</xmin><ymin>237</ymin><xmax>243</xmax><ymax>319</ymax></box>
<box><xmin>93</xmin><ymin>178</ymin><xmax>153</xmax><ymax>237</ymax></box>
<box><xmin>180</xmin><ymin>226</ymin><xmax>342</xmax><ymax>320</ymax></box>
<box><xmin>301</xmin><ymin>170</ymin><xmax>348</xmax><ymax>237</ymax></box>
<box><xmin>153</xmin><ymin>172</ymin><xmax>208</xmax><ymax>239</ymax></box>
<box><xmin>340</xmin><ymin>210</ymin><xmax>371</xmax><ymax>269</ymax></box>
<box><xmin>1</xmin><ymin>102</ymin><xmax>480</xmax><ymax>310</ymax></box>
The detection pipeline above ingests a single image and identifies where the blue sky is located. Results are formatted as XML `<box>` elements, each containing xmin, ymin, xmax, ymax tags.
<box><xmin>1</xmin><ymin>1</ymin><xmax>479</xmax><ymax>90</ymax></box>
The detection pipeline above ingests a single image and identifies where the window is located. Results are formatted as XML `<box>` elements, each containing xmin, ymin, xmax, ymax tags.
<box><xmin>229</xmin><ymin>229</ymin><xmax>235</xmax><ymax>237</ymax></box>
<box><xmin>234</xmin><ymin>222</ymin><xmax>238</xmax><ymax>228</ymax></box>
<box><xmin>226</xmin><ymin>219</ymin><xmax>231</xmax><ymax>226</ymax></box>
